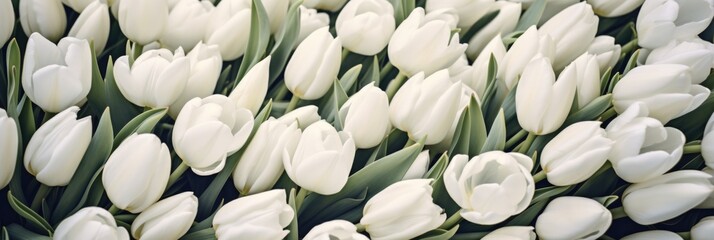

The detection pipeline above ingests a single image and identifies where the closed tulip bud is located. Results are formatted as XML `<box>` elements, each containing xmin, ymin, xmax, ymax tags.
<box><xmin>0</xmin><ymin>109</ymin><xmax>18</xmax><ymax>189</ymax></box>
<box><xmin>301</xmin><ymin>0</ymin><xmax>347</xmax><ymax>12</ymax></box>
<box><xmin>516</xmin><ymin>56</ymin><xmax>576</xmax><ymax>135</ymax></box>
<box><xmin>263</xmin><ymin>0</ymin><xmax>289</xmax><ymax>33</ymax></box>
<box><xmin>390</xmin><ymin>70</ymin><xmax>463</xmax><ymax>145</ymax></box>
<box><xmin>279</xmin><ymin>105</ymin><xmax>322</xmax><ymax>129</ymax></box>
<box><xmin>118</xmin><ymin>0</ymin><xmax>168</xmax><ymax>45</ymax></box>
<box><xmin>54</xmin><ymin>207</ymin><xmax>130</xmax><ymax>240</ymax></box>
<box><xmin>622</xmin><ymin>230</ymin><xmax>683</xmax><ymax>240</ymax></box>
<box><xmin>448</xmin><ymin>55</ymin><xmax>472</xmax><ymax>84</ymax></box>
<box><xmin>445</xmin><ymin>152</ymin><xmax>535</xmax><ymax>225</ymax></box>
<box><xmin>62</xmin><ymin>0</ymin><xmax>95</xmax><ymax>12</ymax></box>
<box><xmin>22</xmin><ymin>34</ymin><xmax>92</xmax><ymax>113</ymax></box>
<box><xmin>173</xmin><ymin>95</ymin><xmax>254</xmax><ymax>176</ymax></box>
<box><xmin>285</xmin><ymin>27</ymin><xmax>341</xmax><ymax>100</ymax></box>
<box><xmin>103</xmin><ymin>134</ymin><xmax>171</xmax><ymax>213</ymax></box>
<box><xmin>20</xmin><ymin>0</ymin><xmax>66</xmax><ymax>42</ymax></box>
<box><xmin>692</xmin><ymin>216</ymin><xmax>714</xmax><ymax>240</ymax></box>
<box><xmin>587</xmin><ymin>36</ymin><xmax>621</xmax><ymax>74</ymax></box>
<box><xmin>24</xmin><ymin>107</ymin><xmax>92</xmax><ymax>186</ymax></box>
<box><xmin>623</xmin><ymin>170</ymin><xmax>714</xmax><ymax>225</ymax></box>
<box><xmin>213</xmin><ymin>190</ymin><xmax>294</xmax><ymax>240</ymax></box>
<box><xmin>388</xmin><ymin>8</ymin><xmax>467</xmax><ymax>77</ymax></box>
<box><xmin>114</xmin><ymin>48</ymin><xmax>191</xmax><ymax>109</ymax></box>
<box><xmin>465</xmin><ymin>2</ymin><xmax>520</xmax><ymax>59</ymax></box>
<box><xmin>160</xmin><ymin>0</ymin><xmax>214</xmax><ymax>51</ymax></box>
<box><xmin>304</xmin><ymin>220</ymin><xmax>369</xmax><ymax>240</ymax></box>
<box><xmin>498</xmin><ymin>26</ymin><xmax>555</xmax><ymax>90</ymax></box>
<box><xmin>402</xmin><ymin>150</ymin><xmax>430</xmax><ymax>180</ymax></box>
<box><xmin>645</xmin><ymin>39</ymin><xmax>714</xmax><ymax>84</ymax></box>
<box><xmin>233</xmin><ymin>119</ymin><xmax>300</xmax><ymax>194</ymax></box>
<box><xmin>541</xmin><ymin>121</ymin><xmax>613</xmax><ymax>186</ymax></box>
<box><xmin>360</xmin><ymin>179</ymin><xmax>446</xmax><ymax>240</ymax></box>
<box><xmin>423</xmin><ymin>8</ymin><xmax>460</xmax><ymax>30</ymax></box>
<box><xmin>482</xmin><ymin>226</ymin><xmax>536</xmax><ymax>240</ymax></box>
<box><xmin>339</xmin><ymin>84</ymin><xmax>391</xmax><ymax>148</ymax></box>
<box><xmin>229</xmin><ymin>56</ymin><xmax>270</xmax><ymax>116</ymax></box>
<box><xmin>535</xmin><ymin>197</ymin><xmax>611</xmax><ymax>240</ymax></box>
<box><xmin>468</xmin><ymin>35</ymin><xmax>506</xmax><ymax>96</ymax></box>
<box><xmin>588</xmin><ymin>0</ymin><xmax>644</xmax><ymax>17</ymax></box>
<box><xmin>298</xmin><ymin>6</ymin><xmax>330</xmax><ymax>45</ymax></box>
<box><xmin>572</xmin><ymin>54</ymin><xmax>602</xmax><ymax>108</ymax></box>
<box><xmin>168</xmin><ymin>43</ymin><xmax>223</xmax><ymax>117</ymax></box>
<box><xmin>336</xmin><ymin>0</ymin><xmax>395</xmax><ymax>56</ymax></box>
<box><xmin>613</xmin><ymin>64</ymin><xmax>710</xmax><ymax>124</ymax></box>
<box><xmin>432</xmin><ymin>84</ymin><xmax>479</xmax><ymax>150</ymax></box>
<box><xmin>539</xmin><ymin>2</ymin><xmax>598</xmax><ymax>71</ymax></box>
<box><xmin>637</xmin><ymin>0</ymin><xmax>714</xmax><ymax>49</ymax></box>
<box><xmin>283</xmin><ymin>120</ymin><xmax>355</xmax><ymax>195</ymax></box>
<box><xmin>68</xmin><ymin>1</ymin><xmax>110</xmax><ymax>55</ymax></box>
<box><xmin>131</xmin><ymin>192</ymin><xmax>198</xmax><ymax>240</ymax></box>
<box><xmin>204</xmin><ymin>0</ymin><xmax>251</xmax><ymax>61</ymax></box>
<box><xmin>0</xmin><ymin>0</ymin><xmax>15</xmax><ymax>47</ymax></box>
<box><xmin>703</xmin><ymin>114</ymin><xmax>714</xmax><ymax>168</ymax></box>
<box><xmin>697</xmin><ymin>167</ymin><xmax>714</xmax><ymax>208</ymax></box>
<box><xmin>426</xmin><ymin>0</ymin><xmax>494</xmax><ymax>30</ymax></box>
<box><xmin>607</xmin><ymin>103</ymin><xmax>685</xmax><ymax>183</ymax></box>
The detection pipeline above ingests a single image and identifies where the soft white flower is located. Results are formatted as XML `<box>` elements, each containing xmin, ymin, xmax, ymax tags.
<box><xmin>229</xmin><ymin>56</ymin><xmax>271</xmax><ymax>116</ymax></box>
<box><xmin>131</xmin><ymin>192</ymin><xmax>198</xmax><ymax>240</ymax></box>
<box><xmin>0</xmin><ymin>109</ymin><xmax>18</xmax><ymax>189</ymax></box>
<box><xmin>339</xmin><ymin>83</ymin><xmax>391</xmax><ymax>148</ymax></box>
<box><xmin>644</xmin><ymin>38</ymin><xmax>714</xmax><ymax>84</ymax></box>
<box><xmin>572</xmin><ymin>53</ymin><xmax>602</xmax><ymax>108</ymax></box>
<box><xmin>160</xmin><ymin>0</ymin><xmax>214</xmax><ymax>51</ymax></box>
<box><xmin>304</xmin><ymin>220</ymin><xmax>369</xmax><ymax>240</ymax></box>
<box><xmin>168</xmin><ymin>43</ymin><xmax>223</xmax><ymax>118</ymax></box>
<box><xmin>621</xmin><ymin>230</ymin><xmax>683</xmax><ymax>240</ymax></box>
<box><xmin>703</xmin><ymin>113</ymin><xmax>714</xmax><ymax>168</ymax></box>
<box><xmin>263</xmin><ymin>0</ymin><xmax>290</xmax><ymax>33</ymax></box>
<box><xmin>20</xmin><ymin>0</ymin><xmax>67</xmax><ymax>42</ymax></box>
<box><xmin>692</xmin><ymin>216</ymin><xmax>714</xmax><ymax>240</ymax></box>
<box><xmin>539</xmin><ymin>2</ymin><xmax>599</xmax><ymax>70</ymax></box>
<box><xmin>204</xmin><ymin>0</ymin><xmax>251</xmax><ymax>61</ymax></box>
<box><xmin>336</xmin><ymin>0</ymin><xmax>394</xmax><ymax>56</ymax></box>
<box><xmin>402</xmin><ymin>150</ymin><xmax>430</xmax><ymax>180</ymax></box>
<box><xmin>541</xmin><ymin>121</ymin><xmax>613</xmax><ymax>186</ymax></box>
<box><xmin>588</xmin><ymin>0</ymin><xmax>644</xmax><ymax>17</ymax></box>
<box><xmin>465</xmin><ymin>2</ymin><xmax>520</xmax><ymax>59</ymax></box>
<box><xmin>68</xmin><ymin>1</ymin><xmax>110</xmax><ymax>54</ymax></box>
<box><xmin>301</xmin><ymin>0</ymin><xmax>347</xmax><ymax>12</ymax></box>
<box><xmin>535</xmin><ymin>197</ymin><xmax>612</xmax><ymax>240</ymax></box>
<box><xmin>54</xmin><ymin>207</ymin><xmax>130</xmax><ymax>240</ymax></box>
<box><xmin>213</xmin><ymin>190</ymin><xmax>294</xmax><ymax>240</ymax></box>
<box><xmin>297</xmin><ymin>6</ymin><xmax>330</xmax><ymax>45</ymax></box>
<box><xmin>636</xmin><ymin>0</ymin><xmax>714</xmax><ymax>49</ymax></box>
<box><xmin>0</xmin><ymin>0</ymin><xmax>13</xmax><ymax>47</ymax></box>
<box><xmin>482</xmin><ymin>226</ymin><xmax>536</xmax><ymax>240</ymax></box>
<box><xmin>285</xmin><ymin>27</ymin><xmax>341</xmax><ymax>100</ymax></box>
<box><xmin>468</xmin><ymin>35</ymin><xmax>506</xmax><ymax>96</ymax></box>
<box><xmin>498</xmin><ymin>26</ymin><xmax>555</xmax><ymax>90</ymax></box>
<box><xmin>278</xmin><ymin>105</ymin><xmax>322</xmax><ymax>129</ymax></box>
<box><xmin>113</xmin><ymin>48</ymin><xmax>190</xmax><ymax>108</ymax></box>
<box><xmin>425</xmin><ymin>0</ymin><xmax>494</xmax><ymax>30</ymax></box>
<box><xmin>586</xmin><ymin>36</ymin><xmax>622</xmax><ymax>74</ymax></box>
<box><xmin>118</xmin><ymin>0</ymin><xmax>169</xmax><ymax>45</ymax></box>
<box><xmin>62</xmin><ymin>0</ymin><xmax>95</xmax><ymax>12</ymax></box>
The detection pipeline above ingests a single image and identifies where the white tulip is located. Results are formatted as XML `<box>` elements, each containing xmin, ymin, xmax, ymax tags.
<box><xmin>173</xmin><ymin>95</ymin><xmax>254</xmax><ymax>176</ymax></box>
<box><xmin>468</xmin><ymin>35</ymin><xmax>506</xmax><ymax>96</ymax></box>
<box><xmin>204</xmin><ymin>0</ymin><xmax>251</xmax><ymax>61</ymax></box>
<box><xmin>697</xmin><ymin>167</ymin><xmax>714</xmax><ymax>208</ymax></box>
<box><xmin>360</xmin><ymin>179</ymin><xmax>446</xmax><ymax>240</ymax></box>
<box><xmin>168</xmin><ymin>43</ymin><xmax>223</xmax><ymax>118</ymax></box>
<box><xmin>233</xmin><ymin>119</ymin><xmax>301</xmax><ymax>194</ymax></box>
<box><xmin>703</xmin><ymin>113</ymin><xmax>714</xmax><ymax>168</ymax></box>
<box><xmin>229</xmin><ymin>56</ymin><xmax>271</xmax><ymax>116</ymax></box>
<box><xmin>431</xmin><ymin>83</ymin><xmax>479</xmax><ymax>151</ymax></box>
<box><xmin>113</xmin><ymin>48</ymin><xmax>190</xmax><ymax>109</ymax></box>
<box><xmin>448</xmin><ymin>55</ymin><xmax>472</xmax><ymax>85</ymax></box>
<box><xmin>503</xmin><ymin>0</ymin><xmax>578</xmax><ymax>25</ymax></box>
<box><xmin>160</xmin><ymin>0</ymin><xmax>214</xmax><ymax>51</ymax></box>
<box><xmin>692</xmin><ymin>216</ymin><xmax>714</xmax><ymax>240</ymax></box>
<box><xmin>68</xmin><ymin>1</ymin><xmax>110</xmax><ymax>55</ymax></box>
<box><xmin>339</xmin><ymin>83</ymin><xmax>391</xmax><ymax>148</ymax></box>
<box><xmin>263</xmin><ymin>0</ymin><xmax>289</xmax><ymax>33</ymax></box>
<box><xmin>301</xmin><ymin>0</ymin><xmax>347</xmax><ymax>12</ymax></box>
<box><xmin>336</xmin><ymin>0</ymin><xmax>395</xmax><ymax>56</ymax></box>
<box><xmin>645</xmin><ymin>38</ymin><xmax>714</xmax><ymax>84</ymax></box>
<box><xmin>572</xmin><ymin>54</ymin><xmax>602</xmax><ymax>108</ymax></box>
<box><xmin>535</xmin><ymin>197</ymin><xmax>612</xmax><ymax>240</ymax></box>
<box><xmin>588</xmin><ymin>0</ymin><xmax>644</xmax><ymax>17</ymax></box>
<box><xmin>482</xmin><ymin>226</ymin><xmax>536</xmax><ymax>240</ymax></box>
<box><xmin>423</xmin><ymin>8</ymin><xmax>460</xmax><ymax>30</ymax></box>
<box><xmin>515</xmin><ymin>56</ymin><xmax>576</xmax><ymax>135</ymax></box>
<box><xmin>402</xmin><ymin>150</ymin><xmax>430</xmax><ymax>180</ymax></box>
<box><xmin>613</xmin><ymin>64</ymin><xmax>710</xmax><ymax>123</ymax></box>
<box><xmin>426</xmin><ymin>0</ymin><xmax>494</xmax><ymax>30</ymax></box>
<box><xmin>118</xmin><ymin>0</ymin><xmax>168</xmax><ymax>45</ymax></box>
<box><xmin>541</xmin><ymin>121</ymin><xmax>613</xmax><ymax>186</ymax></box>
<box><xmin>297</xmin><ymin>6</ymin><xmax>330</xmax><ymax>45</ymax></box>
<box><xmin>539</xmin><ymin>2</ymin><xmax>599</xmax><ymax>71</ymax></box>
<box><xmin>388</xmin><ymin>7</ymin><xmax>467</xmax><ymax>77</ymax></box>
<box><xmin>213</xmin><ymin>190</ymin><xmax>294</xmax><ymax>240</ymax></box>
<box><xmin>0</xmin><ymin>0</ymin><xmax>15</xmax><ymax>47</ymax></box>
<box><xmin>131</xmin><ymin>192</ymin><xmax>198</xmax><ymax>240</ymax></box>
<box><xmin>284</xmin><ymin>120</ymin><xmax>355</xmax><ymax>195</ymax></box>
<box><xmin>445</xmin><ymin>152</ymin><xmax>535</xmax><ymax>225</ymax></box>
<box><xmin>0</xmin><ymin>109</ymin><xmax>18</xmax><ymax>189</ymax></box>
<box><xmin>390</xmin><ymin>70</ymin><xmax>463</xmax><ymax>145</ymax></box>
<box><xmin>102</xmin><ymin>134</ymin><xmax>171</xmax><ymax>213</ymax></box>
<box><xmin>54</xmin><ymin>207</ymin><xmax>130</xmax><ymax>240</ymax></box>
<box><xmin>586</xmin><ymin>36</ymin><xmax>621</xmax><ymax>74</ymax></box>
<box><xmin>19</xmin><ymin>0</ymin><xmax>67</xmax><ymax>42</ymax></box>
<box><xmin>465</xmin><ymin>2</ymin><xmax>521</xmax><ymax>59</ymax></box>
<box><xmin>622</xmin><ymin>230</ymin><xmax>683</xmax><ymax>240</ymax></box>
<box><xmin>278</xmin><ymin>105</ymin><xmax>322</xmax><ymax>130</ymax></box>
<box><xmin>636</xmin><ymin>0</ymin><xmax>714</xmax><ymax>49</ymax></box>
<box><xmin>285</xmin><ymin>27</ymin><xmax>341</xmax><ymax>100</ymax></box>
<box><xmin>498</xmin><ymin>26</ymin><xmax>555</xmax><ymax>90</ymax></box>
<box><xmin>62</xmin><ymin>0</ymin><xmax>95</xmax><ymax>12</ymax></box>
<box><xmin>304</xmin><ymin>220</ymin><xmax>369</xmax><ymax>240</ymax></box>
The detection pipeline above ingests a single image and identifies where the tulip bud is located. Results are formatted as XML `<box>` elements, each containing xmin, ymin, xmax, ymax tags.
<box><xmin>588</xmin><ymin>0</ymin><xmax>644</xmax><ymax>17</ymax></box>
<box><xmin>24</xmin><ymin>107</ymin><xmax>92</xmax><ymax>187</ymax></box>
<box><xmin>426</xmin><ymin>0</ymin><xmax>494</xmax><ymax>30</ymax></box>
<box><xmin>431</xmin><ymin>84</ymin><xmax>479</xmax><ymax>150</ymax></box>
<box><xmin>297</xmin><ymin>6</ymin><xmax>330</xmax><ymax>45</ymax></box>
<box><xmin>498</xmin><ymin>26</ymin><xmax>555</xmax><ymax>90</ymax></box>
<box><xmin>622</xmin><ymin>230</ymin><xmax>683</xmax><ymax>240</ymax></box>
<box><xmin>336</xmin><ymin>0</ymin><xmax>395</xmax><ymax>56</ymax></box>
<box><xmin>168</xmin><ymin>43</ymin><xmax>223</xmax><ymax>118</ymax></box>
<box><xmin>213</xmin><ymin>190</ymin><xmax>294</xmax><ymax>240</ymax></box>
<box><xmin>644</xmin><ymin>39</ymin><xmax>714</xmax><ymax>84</ymax></box>
<box><xmin>449</xmin><ymin>54</ymin><xmax>472</xmax><ymax>84</ymax></box>
<box><xmin>63</xmin><ymin>0</ymin><xmax>97</xmax><ymax>12</ymax></box>
<box><xmin>623</xmin><ymin>170</ymin><xmax>714</xmax><ymax>225</ymax></box>
<box><xmin>118</xmin><ymin>0</ymin><xmax>168</xmax><ymax>45</ymax></box>
<box><xmin>613</xmin><ymin>64</ymin><xmax>710</xmax><ymax>124</ymax></box>
<box><xmin>360</xmin><ymin>179</ymin><xmax>446</xmax><ymax>240</ymax></box>
<box><xmin>301</xmin><ymin>0</ymin><xmax>347</xmax><ymax>12</ymax></box>
<box><xmin>445</xmin><ymin>152</ymin><xmax>535</xmax><ymax>225</ymax></box>
<box><xmin>204</xmin><ymin>0</ymin><xmax>251</xmax><ymax>61</ymax></box>
<box><xmin>423</xmin><ymin>8</ymin><xmax>460</xmax><ymax>30</ymax></box>
<box><xmin>55</xmin><ymin>207</ymin><xmax>130</xmax><ymax>240</ymax></box>
<box><xmin>539</xmin><ymin>2</ymin><xmax>599</xmax><ymax>70</ymax></box>
<box><xmin>278</xmin><ymin>105</ymin><xmax>322</xmax><ymax>129</ymax></box>
<box><xmin>516</xmin><ymin>56</ymin><xmax>576</xmax><ymax>135</ymax></box>
<box><xmin>173</xmin><ymin>95</ymin><xmax>254</xmax><ymax>176</ymax></box>
<box><xmin>263</xmin><ymin>0</ymin><xmax>289</xmax><ymax>33</ymax></box>
<box><xmin>0</xmin><ymin>0</ymin><xmax>15</xmax><ymax>47</ymax></box>
<box><xmin>606</xmin><ymin>103</ymin><xmax>686</xmax><ymax>183</ymax></box>
<box><xmin>68</xmin><ymin>1</ymin><xmax>110</xmax><ymax>55</ymax></box>
<box><xmin>586</xmin><ymin>36</ymin><xmax>621</xmax><ymax>75</ymax></box>
<box><xmin>160</xmin><ymin>0</ymin><xmax>214</xmax><ymax>51</ymax></box>
<box><xmin>692</xmin><ymin>216</ymin><xmax>714</xmax><ymax>240</ymax></box>
<box><xmin>304</xmin><ymin>220</ymin><xmax>369</xmax><ymax>240</ymax></box>
<box><xmin>535</xmin><ymin>197</ymin><xmax>611</xmax><ymax>240</ymax></box>
<box><xmin>703</xmin><ymin>113</ymin><xmax>714</xmax><ymax>169</ymax></box>
<box><xmin>390</xmin><ymin>70</ymin><xmax>463</xmax><ymax>145</ymax></box>
<box><xmin>636</xmin><ymin>0</ymin><xmax>714</xmax><ymax>49</ymax></box>
<box><xmin>19</xmin><ymin>0</ymin><xmax>67</xmax><ymax>42</ymax></box>
<box><xmin>482</xmin><ymin>226</ymin><xmax>536</xmax><ymax>240</ymax></box>
<box><xmin>131</xmin><ymin>192</ymin><xmax>198</xmax><ymax>240</ymax></box>
<box><xmin>572</xmin><ymin>54</ymin><xmax>602</xmax><ymax>108</ymax></box>
<box><xmin>285</xmin><ymin>27</ymin><xmax>341</xmax><ymax>100</ymax></box>
<box><xmin>541</xmin><ymin>121</ymin><xmax>612</xmax><ymax>186</ymax></box>
<box><xmin>0</xmin><ymin>109</ymin><xmax>18</xmax><ymax>189</ymax></box>
<box><xmin>339</xmin><ymin>84</ymin><xmax>391</xmax><ymax>148</ymax></box>
<box><xmin>467</xmin><ymin>35</ymin><xmax>506</xmax><ymax>96</ymax></box>
<box><xmin>283</xmin><ymin>120</ymin><xmax>355</xmax><ymax>195</ymax></box>
<box><xmin>233</xmin><ymin>119</ymin><xmax>301</xmax><ymax>194</ymax></box>
<box><xmin>103</xmin><ymin>134</ymin><xmax>171</xmax><ymax>213</ymax></box>
<box><xmin>388</xmin><ymin>8</ymin><xmax>467</xmax><ymax>77</ymax></box>
<box><xmin>229</xmin><ymin>56</ymin><xmax>271</xmax><ymax>116</ymax></box>
<box><xmin>402</xmin><ymin>150</ymin><xmax>430</xmax><ymax>180</ymax></box>
<box><xmin>697</xmin><ymin>167</ymin><xmax>714</xmax><ymax>209</ymax></box>
<box><xmin>22</xmin><ymin>34</ymin><xmax>92</xmax><ymax>113</ymax></box>
<box><xmin>113</xmin><ymin>48</ymin><xmax>191</xmax><ymax>109</ymax></box>
<box><xmin>465</xmin><ymin>2</ymin><xmax>521</xmax><ymax>59</ymax></box>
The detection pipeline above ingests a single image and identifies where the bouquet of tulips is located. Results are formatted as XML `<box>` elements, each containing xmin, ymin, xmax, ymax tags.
<box><xmin>2</xmin><ymin>0</ymin><xmax>714</xmax><ymax>239</ymax></box>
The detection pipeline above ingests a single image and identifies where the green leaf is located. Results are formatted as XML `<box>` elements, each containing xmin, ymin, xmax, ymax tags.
<box><xmin>418</xmin><ymin>225</ymin><xmax>460</xmax><ymax>240</ymax></box>
<box><xmin>431</xmin><ymin>166</ymin><xmax>461</xmax><ymax>216</ymax></box>
<box><xmin>449</xmin><ymin>96</ymin><xmax>488</xmax><ymax>156</ymax></box>
<box><xmin>113</xmin><ymin>108</ymin><xmax>167</xmax><ymax>149</ymax></box>
<box><xmin>574</xmin><ymin>163</ymin><xmax>619</xmax><ymax>197</ymax></box>
<box><xmin>531</xmin><ymin>185</ymin><xmax>574</xmax><ymax>204</ymax></box>
<box><xmin>599</xmin><ymin>67</ymin><xmax>613</xmax><ymax>95</ymax></box>
<box><xmin>318</xmin><ymin>65</ymin><xmax>358</xmax><ymax>127</ymax></box>
<box><xmin>318</xmin><ymin>188</ymin><xmax>369</xmax><ymax>223</ymax></box>
<box><xmin>268</xmin><ymin>0</ymin><xmax>302</xmax><ymax>85</ymax></box>
<box><xmin>605</xmin><ymin>73</ymin><xmax>621</xmax><ymax>95</ymax></box>
<box><xmin>622</xmin><ymin>49</ymin><xmax>641</xmax><ymax>76</ymax></box>
<box><xmin>481</xmin><ymin>109</ymin><xmax>507</xmax><ymax>153</ymax></box>
<box><xmin>425</xmin><ymin>153</ymin><xmax>449</xmax><ymax>180</ymax></box>
<box><xmin>286</xmin><ymin>189</ymin><xmax>299</xmax><ymax>240</ymax></box>
<box><xmin>339</xmin><ymin>64</ymin><xmax>362</xmax><ymax>91</ymax></box>
<box><xmin>358</xmin><ymin>56</ymin><xmax>381</xmax><ymax>89</ymax></box>
<box><xmin>670</xmin><ymin>94</ymin><xmax>714</xmax><ymax>140</ymax></box>
<box><xmin>460</xmin><ymin>10</ymin><xmax>500</xmax><ymax>42</ymax></box>
<box><xmin>506</xmin><ymin>199</ymin><xmax>548</xmax><ymax>226</ymax></box>
<box><xmin>104</xmin><ymin>58</ymin><xmax>141</xmax><ymax>132</ymax></box>
<box><xmin>86</xmin><ymin>42</ymin><xmax>107</xmax><ymax>113</ymax></box>
<box><xmin>180</xmin><ymin>228</ymin><xmax>216</xmax><ymax>240</ymax></box>
<box><xmin>515</xmin><ymin>0</ymin><xmax>546</xmax><ymax>31</ymax></box>
<box><xmin>594</xmin><ymin>195</ymin><xmax>619</xmax><ymax>207</ymax></box>
<box><xmin>5</xmin><ymin>224</ymin><xmax>51</xmax><ymax>240</ymax></box>
<box><xmin>1</xmin><ymin>227</ymin><xmax>8</xmax><ymax>240</ymax></box>
<box><xmin>564</xmin><ymin>94</ymin><xmax>612</xmax><ymax>125</ymax></box>
<box><xmin>7</xmin><ymin>191</ymin><xmax>53</xmax><ymax>236</ymax></box>
<box><xmin>235</xmin><ymin>0</ymin><xmax>271</xmax><ymax>83</ymax></box>
<box><xmin>5</xmin><ymin>39</ymin><xmax>21</xmax><ymax>119</ymax></box>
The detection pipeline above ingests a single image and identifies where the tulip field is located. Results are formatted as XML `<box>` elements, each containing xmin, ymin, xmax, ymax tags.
<box><xmin>3</xmin><ymin>0</ymin><xmax>714</xmax><ymax>239</ymax></box>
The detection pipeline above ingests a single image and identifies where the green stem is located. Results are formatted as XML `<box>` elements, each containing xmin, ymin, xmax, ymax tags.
<box><xmin>285</xmin><ymin>95</ymin><xmax>300</xmax><ymax>114</ymax></box>
<box><xmin>30</xmin><ymin>184</ymin><xmax>50</xmax><ymax>212</ymax></box>
<box><xmin>108</xmin><ymin>205</ymin><xmax>121</xmax><ymax>215</ymax></box>
<box><xmin>610</xmin><ymin>207</ymin><xmax>627</xmax><ymax>220</ymax></box>
<box><xmin>683</xmin><ymin>144</ymin><xmax>701</xmax><ymax>155</ymax></box>
<box><xmin>439</xmin><ymin>211</ymin><xmax>462</xmax><ymax>230</ymax></box>
<box><xmin>518</xmin><ymin>132</ymin><xmax>536</xmax><ymax>154</ymax></box>
<box><xmin>505</xmin><ymin>129</ymin><xmax>528</xmax><ymax>150</ymax></box>
<box><xmin>342</xmin><ymin>48</ymin><xmax>350</xmax><ymax>60</ymax></box>
<box><xmin>274</xmin><ymin>84</ymin><xmax>289</xmax><ymax>101</ymax></box>
<box><xmin>599</xmin><ymin>107</ymin><xmax>617</xmax><ymax>121</ymax></box>
<box><xmin>295</xmin><ymin>188</ymin><xmax>309</xmax><ymax>211</ymax></box>
<box><xmin>386</xmin><ymin>72</ymin><xmax>407</xmax><ymax>100</ymax></box>
<box><xmin>620</xmin><ymin>38</ymin><xmax>638</xmax><ymax>56</ymax></box>
<box><xmin>166</xmin><ymin>162</ymin><xmax>189</xmax><ymax>189</ymax></box>
<box><xmin>532</xmin><ymin>170</ymin><xmax>546</xmax><ymax>183</ymax></box>
<box><xmin>355</xmin><ymin>223</ymin><xmax>366</xmax><ymax>232</ymax></box>
<box><xmin>379</xmin><ymin>62</ymin><xmax>394</xmax><ymax>80</ymax></box>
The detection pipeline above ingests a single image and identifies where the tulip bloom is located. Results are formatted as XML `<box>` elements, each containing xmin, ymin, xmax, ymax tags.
<box><xmin>636</xmin><ymin>0</ymin><xmax>714</xmax><ymax>49</ymax></box>
<box><xmin>118</xmin><ymin>0</ymin><xmax>168</xmax><ymax>45</ymax></box>
<box><xmin>68</xmin><ymin>1</ymin><xmax>110</xmax><ymax>54</ymax></box>
<box><xmin>54</xmin><ymin>207</ymin><xmax>130</xmax><ymax>240</ymax></box>
<box><xmin>213</xmin><ymin>190</ymin><xmax>294</xmax><ymax>240</ymax></box>
<box><xmin>535</xmin><ymin>197</ymin><xmax>612</xmax><ymax>240</ymax></box>
<box><xmin>335</xmin><ymin>0</ymin><xmax>395</xmax><ymax>56</ymax></box>
<box><xmin>644</xmin><ymin>38</ymin><xmax>714</xmax><ymax>84</ymax></box>
<box><xmin>482</xmin><ymin>226</ymin><xmax>536</xmax><ymax>240</ymax></box>
<box><xmin>586</xmin><ymin>36</ymin><xmax>621</xmax><ymax>74</ymax></box>
<box><xmin>304</xmin><ymin>220</ymin><xmax>369</xmax><ymax>240</ymax></box>
<box><xmin>160</xmin><ymin>0</ymin><xmax>214</xmax><ymax>51</ymax></box>
<box><xmin>402</xmin><ymin>150</ymin><xmax>430</xmax><ymax>180</ymax></box>
<box><xmin>498</xmin><ymin>26</ymin><xmax>554</xmax><ymax>90</ymax></box>
<box><xmin>285</xmin><ymin>27</ymin><xmax>342</xmax><ymax>100</ymax></box>
<box><xmin>692</xmin><ymin>216</ymin><xmax>714</xmax><ymax>240</ymax></box>
<box><xmin>0</xmin><ymin>109</ymin><xmax>18</xmax><ymax>189</ymax></box>
<box><xmin>229</xmin><ymin>56</ymin><xmax>271</xmax><ymax>116</ymax></box>
<box><xmin>621</xmin><ymin>230</ymin><xmax>683</xmax><ymax>240</ymax></box>
<box><xmin>539</xmin><ymin>2</ymin><xmax>599</xmax><ymax>70</ymax></box>
<box><xmin>131</xmin><ymin>192</ymin><xmax>198</xmax><ymax>240</ymax></box>
<box><xmin>465</xmin><ymin>2</ymin><xmax>520</xmax><ymax>59</ymax></box>
<box><xmin>0</xmin><ymin>0</ymin><xmax>15</xmax><ymax>47</ymax></box>
<box><xmin>297</xmin><ymin>6</ymin><xmax>330</xmax><ymax>45</ymax></box>
<box><xmin>204</xmin><ymin>0</ymin><xmax>251</xmax><ymax>61</ymax></box>
<box><xmin>278</xmin><ymin>105</ymin><xmax>322</xmax><ymax>130</ymax></box>
<box><xmin>426</xmin><ymin>0</ymin><xmax>494</xmax><ymax>30</ymax></box>
<box><xmin>468</xmin><ymin>35</ymin><xmax>506</xmax><ymax>96</ymax></box>
<box><xmin>587</xmin><ymin>0</ymin><xmax>644</xmax><ymax>17</ymax></box>
<box><xmin>168</xmin><ymin>43</ymin><xmax>223</xmax><ymax>118</ymax></box>
<box><xmin>541</xmin><ymin>121</ymin><xmax>613</xmax><ymax>186</ymax></box>
<box><xmin>339</xmin><ymin>84</ymin><xmax>391</xmax><ymax>148</ymax></box>
<box><xmin>62</xmin><ymin>0</ymin><xmax>94</xmax><ymax>12</ymax></box>
<box><xmin>703</xmin><ymin>113</ymin><xmax>714</xmax><ymax>169</ymax></box>
<box><xmin>302</xmin><ymin>0</ymin><xmax>348</xmax><ymax>12</ymax></box>
<box><xmin>19</xmin><ymin>0</ymin><xmax>67</xmax><ymax>42</ymax></box>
